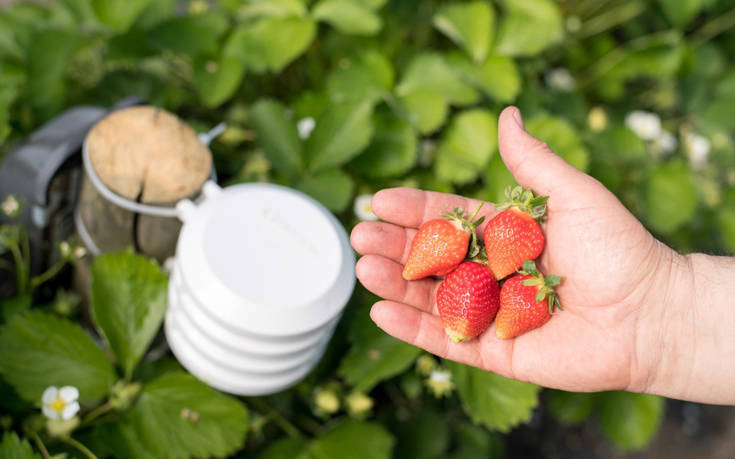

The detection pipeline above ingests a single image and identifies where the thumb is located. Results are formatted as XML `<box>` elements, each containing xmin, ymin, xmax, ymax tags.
<box><xmin>497</xmin><ymin>106</ymin><xmax>582</xmax><ymax>196</ymax></box>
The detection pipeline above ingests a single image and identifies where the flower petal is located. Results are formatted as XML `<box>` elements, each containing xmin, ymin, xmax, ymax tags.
<box><xmin>42</xmin><ymin>386</ymin><xmax>59</xmax><ymax>404</ymax></box>
<box><xmin>42</xmin><ymin>405</ymin><xmax>59</xmax><ymax>420</ymax></box>
<box><xmin>59</xmin><ymin>386</ymin><xmax>79</xmax><ymax>403</ymax></box>
<box><xmin>61</xmin><ymin>401</ymin><xmax>80</xmax><ymax>420</ymax></box>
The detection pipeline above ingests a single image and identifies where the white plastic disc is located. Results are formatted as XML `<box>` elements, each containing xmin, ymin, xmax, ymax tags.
<box><xmin>175</xmin><ymin>183</ymin><xmax>355</xmax><ymax>336</ymax></box>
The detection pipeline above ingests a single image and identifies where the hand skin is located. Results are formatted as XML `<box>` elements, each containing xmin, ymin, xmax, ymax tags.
<box><xmin>351</xmin><ymin>106</ymin><xmax>735</xmax><ymax>405</ymax></box>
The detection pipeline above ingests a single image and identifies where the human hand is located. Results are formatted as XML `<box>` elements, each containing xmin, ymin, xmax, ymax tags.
<box><xmin>351</xmin><ymin>106</ymin><xmax>685</xmax><ymax>395</ymax></box>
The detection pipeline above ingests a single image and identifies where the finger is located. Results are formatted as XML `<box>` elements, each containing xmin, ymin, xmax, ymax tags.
<box><xmin>371</xmin><ymin>187</ymin><xmax>493</xmax><ymax>229</ymax></box>
<box><xmin>497</xmin><ymin>106</ymin><xmax>584</xmax><ymax>196</ymax></box>
<box><xmin>370</xmin><ymin>301</ymin><xmax>486</xmax><ymax>368</ymax></box>
<box><xmin>351</xmin><ymin>221</ymin><xmax>416</xmax><ymax>264</ymax></box>
<box><xmin>355</xmin><ymin>255</ymin><xmax>438</xmax><ymax>313</ymax></box>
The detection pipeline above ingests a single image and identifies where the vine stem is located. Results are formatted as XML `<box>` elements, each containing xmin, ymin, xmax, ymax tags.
<box><xmin>30</xmin><ymin>431</ymin><xmax>51</xmax><ymax>459</ymax></box>
<box><xmin>30</xmin><ymin>259</ymin><xmax>67</xmax><ymax>291</ymax></box>
<box><xmin>60</xmin><ymin>435</ymin><xmax>98</xmax><ymax>459</ymax></box>
<box><xmin>247</xmin><ymin>398</ymin><xmax>302</xmax><ymax>439</ymax></box>
<box><xmin>578</xmin><ymin>30</ymin><xmax>677</xmax><ymax>88</ymax></box>
<box><xmin>692</xmin><ymin>7</ymin><xmax>735</xmax><ymax>45</ymax></box>
<box><xmin>9</xmin><ymin>243</ymin><xmax>25</xmax><ymax>294</ymax></box>
<box><xmin>80</xmin><ymin>401</ymin><xmax>114</xmax><ymax>427</ymax></box>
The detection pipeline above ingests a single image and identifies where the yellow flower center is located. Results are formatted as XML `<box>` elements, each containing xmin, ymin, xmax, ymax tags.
<box><xmin>50</xmin><ymin>396</ymin><xmax>67</xmax><ymax>413</ymax></box>
<box><xmin>363</xmin><ymin>203</ymin><xmax>372</xmax><ymax>213</ymax></box>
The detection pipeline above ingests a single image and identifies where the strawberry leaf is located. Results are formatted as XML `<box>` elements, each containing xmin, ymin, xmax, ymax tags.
<box><xmin>447</xmin><ymin>361</ymin><xmax>540</xmax><ymax>433</ymax></box>
<box><xmin>545</xmin><ymin>274</ymin><xmax>563</xmax><ymax>286</ymax></box>
<box><xmin>520</xmin><ymin>260</ymin><xmax>537</xmax><ymax>274</ymax></box>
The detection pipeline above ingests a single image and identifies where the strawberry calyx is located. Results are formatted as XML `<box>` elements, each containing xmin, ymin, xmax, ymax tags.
<box><xmin>495</xmin><ymin>186</ymin><xmax>548</xmax><ymax>222</ymax></box>
<box><xmin>442</xmin><ymin>204</ymin><xmax>485</xmax><ymax>259</ymax></box>
<box><xmin>518</xmin><ymin>260</ymin><xmax>563</xmax><ymax>314</ymax></box>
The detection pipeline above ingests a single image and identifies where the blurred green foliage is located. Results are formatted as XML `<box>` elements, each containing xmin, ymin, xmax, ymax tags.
<box><xmin>1</xmin><ymin>0</ymin><xmax>735</xmax><ymax>457</ymax></box>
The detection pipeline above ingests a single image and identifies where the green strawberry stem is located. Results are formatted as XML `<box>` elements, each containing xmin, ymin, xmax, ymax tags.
<box><xmin>495</xmin><ymin>186</ymin><xmax>549</xmax><ymax>222</ymax></box>
<box><xmin>519</xmin><ymin>260</ymin><xmax>563</xmax><ymax>314</ymax></box>
<box><xmin>443</xmin><ymin>204</ymin><xmax>485</xmax><ymax>260</ymax></box>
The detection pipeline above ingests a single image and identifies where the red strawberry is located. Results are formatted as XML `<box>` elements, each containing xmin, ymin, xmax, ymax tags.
<box><xmin>495</xmin><ymin>260</ymin><xmax>562</xmax><ymax>339</ymax></box>
<box><xmin>436</xmin><ymin>261</ymin><xmax>500</xmax><ymax>343</ymax></box>
<box><xmin>402</xmin><ymin>205</ymin><xmax>484</xmax><ymax>280</ymax></box>
<box><xmin>483</xmin><ymin>186</ymin><xmax>548</xmax><ymax>280</ymax></box>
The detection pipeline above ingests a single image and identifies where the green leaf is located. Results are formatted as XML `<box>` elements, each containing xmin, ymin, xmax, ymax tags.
<box><xmin>350</xmin><ymin>109</ymin><xmax>418</xmax><ymax>178</ymax></box>
<box><xmin>294</xmin><ymin>90</ymin><xmax>330</xmax><ymax>120</ymax></box>
<box><xmin>134</xmin><ymin>0</ymin><xmax>176</xmax><ymax>29</ymax></box>
<box><xmin>0</xmin><ymin>432</ymin><xmax>41</xmax><ymax>459</ymax></box>
<box><xmin>433</xmin><ymin>1</ymin><xmax>494</xmax><ymax>63</ymax></box>
<box><xmin>91</xmin><ymin>252</ymin><xmax>168</xmax><ymax>379</ymax></box>
<box><xmin>107</xmin><ymin>28</ymin><xmax>158</xmax><ymax>61</ymax></box>
<box><xmin>397</xmin><ymin>89</ymin><xmax>448</xmax><ymax>134</ymax></box>
<box><xmin>597</xmin><ymin>35</ymin><xmax>684</xmax><ymax>99</ymax></box>
<box><xmin>494</xmin><ymin>0</ymin><xmax>563</xmax><ymax>57</ymax></box>
<box><xmin>598</xmin><ymin>391</ymin><xmax>664</xmax><ymax>451</ymax></box>
<box><xmin>658</xmin><ymin>0</ymin><xmax>704</xmax><ymax>27</ymax></box>
<box><xmin>129</xmin><ymin>372</ymin><xmax>249</xmax><ymax>458</ymax></box>
<box><xmin>451</xmin><ymin>423</ymin><xmax>505</xmax><ymax>459</ymax></box>
<box><xmin>645</xmin><ymin>160</ymin><xmax>697</xmax><ymax>234</ymax></box>
<box><xmin>338</xmin><ymin>306</ymin><xmax>422</xmax><ymax>392</ymax></box>
<box><xmin>294</xmin><ymin>169</ymin><xmax>354</xmax><ymax>212</ymax></box>
<box><xmin>237</xmin><ymin>0</ymin><xmax>307</xmax><ymax>20</ymax></box>
<box><xmin>88</xmin><ymin>422</ymin><xmax>157</xmax><ymax>459</ymax></box>
<box><xmin>147</xmin><ymin>13</ymin><xmax>229</xmax><ymax>56</ymax></box>
<box><xmin>344</xmin><ymin>0</ymin><xmax>386</xmax><ymax>9</ymax></box>
<box><xmin>306</xmin><ymin>419</ymin><xmax>394</xmax><ymax>459</ymax></box>
<box><xmin>224</xmin><ymin>17</ymin><xmax>315</xmax><ymax>73</ymax></box>
<box><xmin>193</xmin><ymin>57</ymin><xmax>246</xmax><ymax>107</ymax></box>
<box><xmin>393</xmin><ymin>409</ymin><xmax>450</xmax><ymax>459</ymax></box>
<box><xmin>305</xmin><ymin>99</ymin><xmax>375</xmax><ymax>172</ymax></box>
<box><xmin>435</xmin><ymin>109</ymin><xmax>497</xmax><ymax>185</ymax></box>
<box><xmin>1</xmin><ymin>294</ymin><xmax>30</xmax><ymax>323</ymax></box>
<box><xmin>546</xmin><ymin>390</ymin><xmax>597</xmax><ymax>426</ymax></box>
<box><xmin>0</xmin><ymin>311</ymin><xmax>116</xmax><ymax>403</ymax></box>
<box><xmin>446</xmin><ymin>52</ymin><xmax>521</xmax><ymax>103</ymax></box>
<box><xmin>250</xmin><ymin>99</ymin><xmax>303</xmax><ymax>177</ymax></box>
<box><xmin>396</xmin><ymin>53</ymin><xmax>479</xmax><ymax>106</ymax></box>
<box><xmin>717</xmin><ymin>207</ymin><xmax>735</xmax><ymax>255</ymax></box>
<box><xmin>312</xmin><ymin>0</ymin><xmax>382</xmax><ymax>36</ymax></box>
<box><xmin>446</xmin><ymin>361</ymin><xmax>540</xmax><ymax>433</ymax></box>
<box><xmin>91</xmin><ymin>0</ymin><xmax>152</xmax><ymax>30</ymax></box>
<box><xmin>525</xmin><ymin>115</ymin><xmax>589</xmax><ymax>171</ymax></box>
<box><xmin>26</xmin><ymin>28</ymin><xmax>79</xmax><ymax>117</ymax></box>
<box><xmin>483</xmin><ymin>153</ymin><xmax>517</xmax><ymax>204</ymax></box>
<box><xmin>257</xmin><ymin>437</ymin><xmax>308</xmax><ymax>459</ymax></box>
<box><xmin>326</xmin><ymin>50</ymin><xmax>393</xmax><ymax>103</ymax></box>
<box><xmin>0</xmin><ymin>16</ymin><xmax>24</xmax><ymax>60</ymax></box>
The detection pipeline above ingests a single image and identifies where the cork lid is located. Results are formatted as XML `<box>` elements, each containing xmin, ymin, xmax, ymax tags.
<box><xmin>85</xmin><ymin>106</ymin><xmax>212</xmax><ymax>203</ymax></box>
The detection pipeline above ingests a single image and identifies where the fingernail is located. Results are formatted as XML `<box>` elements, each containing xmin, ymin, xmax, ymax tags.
<box><xmin>512</xmin><ymin>107</ymin><xmax>525</xmax><ymax>130</ymax></box>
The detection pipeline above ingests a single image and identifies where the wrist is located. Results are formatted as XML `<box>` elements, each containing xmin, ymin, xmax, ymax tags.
<box><xmin>628</xmin><ymin>246</ymin><xmax>695</xmax><ymax>397</ymax></box>
<box><xmin>636</xmin><ymin>250</ymin><xmax>735</xmax><ymax>403</ymax></box>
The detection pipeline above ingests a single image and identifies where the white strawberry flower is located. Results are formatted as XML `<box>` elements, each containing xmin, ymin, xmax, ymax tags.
<box><xmin>426</xmin><ymin>369</ymin><xmax>454</xmax><ymax>398</ymax></box>
<box><xmin>1</xmin><ymin>195</ymin><xmax>20</xmax><ymax>217</ymax></box>
<box><xmin>686</xmin><ymin>133</ymin><xmax>710</xmax><ymax>170</ymax></box>
<box><xmin>42</xmin><ymin>386</ymin><xmax>80</xmax><ymax>420</ymax></box>
<box><xmin>650</xmin><ymin>130</ymin><xmax>678</xmax><ymax>156</ymax></box>
<box><xmin>625</xmin><ymin>111</ymin><xmax>662</xmax><ymax>141</ymax></box>
<box><xmin>354</xmin><ymin>194</ymin><xmax>377</xmax><ymax>221</ymax></box>
<box><xmin>545</xmin><ymin>68</ymin><xmax>576</xmax><ymax>92</ymax></box>
<box><xmin>297</xmin><ymin>117</ymin><xmax>316</xmax><ymax>140</ymax></box>
<box><xmin>73</xmin><ymin>246</ymin><xmax>87</xmax><ymax>259</ymax></box>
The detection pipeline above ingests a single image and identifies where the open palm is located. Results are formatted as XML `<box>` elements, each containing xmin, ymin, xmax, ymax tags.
<box><xmin>351</xmin><ymin>107</ymin><xmax>673</xmax><ymax>393</ymax></box>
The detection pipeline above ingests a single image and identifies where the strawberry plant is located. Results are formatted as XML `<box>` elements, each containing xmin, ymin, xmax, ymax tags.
<box><xmin>2</xmin><ymin>0</ymin><xmax>735</xmax><ymax>456</ymax></box>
